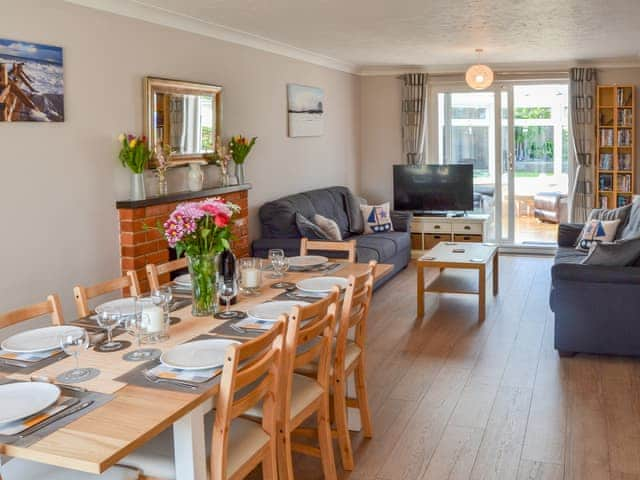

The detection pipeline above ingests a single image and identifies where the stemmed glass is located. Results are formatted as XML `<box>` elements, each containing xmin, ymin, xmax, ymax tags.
<box><xmin>216</xmin><ymin>276</ymin><xmax>241</xmax><ymax>319</ymax></box>
<box><xmin>269</xmin><ymin>249</ymin><xmax>289</xmax><ymax>279</ymax></box>
<box><xmin>96</xmin><ymin>306</ymin><xmax>123</xmax><ymax>351</ymax></box>
<box><xmin>57</xmin><ymin>329</ymin><xmax>97</xmax><ymax>383</ymax></box>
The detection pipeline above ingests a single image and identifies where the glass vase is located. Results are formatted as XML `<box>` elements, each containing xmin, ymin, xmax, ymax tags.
<box><xmin>235</xmin><ymin>163</ymin><xmax>245</xmax><ymax>184</ymax></box>
<box><xmin>187</xmin><ymin>253</ymin><xmax>218</xmax><ymax>316</ymax></box>
<box><xmin>130</xmin><ymin>172</ymin><xmax>146</xmax><ymax>201</ymax></box>
<box><xmin>157</xmin><ymin>175</ymin><xmax>168</xmax><ymax>196</ymax></box>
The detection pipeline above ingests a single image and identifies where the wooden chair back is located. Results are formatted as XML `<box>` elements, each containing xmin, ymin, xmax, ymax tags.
<box><xmin>335</xmin><ymin>261</ymin><xmax>377</xmax><ymax>373</ymax></box>
<box><xmin>146</xmin><ymin>257</ymin><xmax>188</xmax><ymax>291</ymax></box>
<box><xmin>73</xmin><ymin>271</ymin><xmax>140</xmax><ymax>317</ymax></box>
<box><xmin>211</xmin><ymin>320</ymin><xmax>286</xmax><ymax>480</ymax></box>
<box><xmin>0</xmin><ymin>294</ymin><xmax>65</xmax><ymax>329</ymax></box>
<box><xmin>300</xmin><ymin>238</ymin><xmax>357</xmax><ymax>263</ymax></box>
<box><xmin>281</xmin><ymin>290</ymin><xmax>339</xmax><ymax>420</ymax></box>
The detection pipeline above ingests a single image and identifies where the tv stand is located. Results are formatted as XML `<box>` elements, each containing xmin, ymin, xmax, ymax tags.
<box><xmin>413</xmin><ymin>211</ymin><xmax>466</xmax><ymax>218</ymax></box>
<box><xmin>410</xmin><ymin>213</ymin><xmax>490</xmax><ymax>256</ymax></box>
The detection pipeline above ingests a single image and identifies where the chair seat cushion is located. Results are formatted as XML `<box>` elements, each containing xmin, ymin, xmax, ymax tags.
<box><xmin>245</xmin><ymin>374</ymin><xmax>323</xmax><ymax>421</ymax></box>
<box><xmin>296</xmin><ymin>339</ymin><xmax>362</xmax><ymax>376</ymax></box>
<box><xmin>0</xmin><ymin>461</ymin><xmax>138</xmax><ymax>480</ymax></box>
<box><xmin>121</xmin><ymin>413</ymin><xmax>268</xmax><ymax>479</ymax></box>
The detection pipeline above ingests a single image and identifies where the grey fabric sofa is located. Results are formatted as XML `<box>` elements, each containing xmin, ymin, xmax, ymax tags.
<box><xmin>550</xmin><ymin>220</ymin><xmax>640</xmax><ymax>357</ymax></box>
<box><xmin>252</xmin><ymin>186</ymin><xmax>412</xmax><ymax>287</ymax></box>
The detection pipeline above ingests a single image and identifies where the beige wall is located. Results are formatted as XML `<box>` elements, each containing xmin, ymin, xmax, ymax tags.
<box><xmin>0</xmin><ymin>0</ymin><xmax>360</xmax><ymax>316</ymax></box>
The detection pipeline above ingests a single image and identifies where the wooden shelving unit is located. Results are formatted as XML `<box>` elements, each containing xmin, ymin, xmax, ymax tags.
<box><xmin>596</xmin><ymin>84</ymin><xmax>635</xmax><ymax>209</ymax></box>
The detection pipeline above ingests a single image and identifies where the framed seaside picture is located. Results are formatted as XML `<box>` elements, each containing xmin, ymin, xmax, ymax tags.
<box><xmin>287</xmin><ymin>84</ymin><xmax>324</xmax><ymax>137</ymax></box>
<box><xmin>0</xmin><ymin>37</ymin><xmax>64</xmax><ymax>122</ymax></box>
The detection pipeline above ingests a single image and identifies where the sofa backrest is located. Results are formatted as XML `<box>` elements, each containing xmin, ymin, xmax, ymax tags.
<box><xmin>259</xmin><ymin>186</ymin><xmax>355</xmax><ymax>239</ymax></box>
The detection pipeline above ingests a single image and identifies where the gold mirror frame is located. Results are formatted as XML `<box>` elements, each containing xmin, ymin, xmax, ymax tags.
<box><xmin>143</xmin><ymin>77</ymin><xmax>222</xmax><ymax>166</ymax></box>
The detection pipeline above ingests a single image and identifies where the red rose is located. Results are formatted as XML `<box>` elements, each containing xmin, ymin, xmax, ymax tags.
<box><xmin>215</xmin><ymin>214</ymin><xmax>229</xmax><ymax>228</ymax></box>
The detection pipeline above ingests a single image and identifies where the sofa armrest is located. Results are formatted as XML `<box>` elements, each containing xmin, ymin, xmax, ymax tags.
<box><xmin>557</xmin><ymin>223</ymin><xmax>584</xmax><ymax>247</ymax></box>
<box><xmin>391</xmin><ymin>211</ymin><xmax>413</xmax><ymax>232</ymax></box>
<box><xmin>551</xmin><ymin>263</ymin><xmax>640</xmax><ymax>285</ymax></box>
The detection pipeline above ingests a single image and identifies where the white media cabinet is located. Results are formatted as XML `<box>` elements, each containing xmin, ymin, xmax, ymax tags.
<box><xmin>410</xmin><ymin>213</ymin><xmax>490</xmax><ymax>256</ymax></box>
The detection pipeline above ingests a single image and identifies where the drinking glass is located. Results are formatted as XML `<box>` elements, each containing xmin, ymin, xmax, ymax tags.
<box><xmin>216</xmin><ymin>276</ymin><xmax>240</xmax><ymax>319</ymax></box>
<box><xmin>58</xmin><ymin>329</ymin><xmax>92</xmax><ymax>381</ymax></box>
<box><xmin>125</xmin><ymin>312</ymin><xmax>156</xmax><ymax>360</ymax></box>
<box><xmin>96</xmin><ymin>306</ymin><xmax>123</xmax><ymax>351</ymax></box>
<box><xmin>269</xmin><ymin>249</ymin><xmax>288</xmax><ymax>278</ymax></box>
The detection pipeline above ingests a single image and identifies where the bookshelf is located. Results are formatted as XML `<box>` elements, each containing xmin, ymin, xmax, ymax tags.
<box><xmin>596</xmin><ymin>84</ymin><xmax>635</xmax><ymax>209</ymax></box>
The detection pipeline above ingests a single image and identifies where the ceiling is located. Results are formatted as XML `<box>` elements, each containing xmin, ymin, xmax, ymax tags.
<box><xmin>85</xmin><ymin>0</ymin><xmax>640</xmax><ymax>73</ymax></box>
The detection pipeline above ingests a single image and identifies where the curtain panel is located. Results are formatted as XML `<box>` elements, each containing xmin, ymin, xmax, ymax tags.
<box><xmin>569</xmin><ymin>67</ymin><xmax>597</xmax><ymax>223</ymax></box>
<box><xmin>401</xmin><ymin>73</ymin><xmax>428</xmax><ymax>164</ymax></box>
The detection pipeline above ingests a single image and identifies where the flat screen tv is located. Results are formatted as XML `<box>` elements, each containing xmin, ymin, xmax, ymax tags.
<box><xmin>393</xmin><ymin>164</ymin><xmax>474</xmax><ymax>213</ymax></box>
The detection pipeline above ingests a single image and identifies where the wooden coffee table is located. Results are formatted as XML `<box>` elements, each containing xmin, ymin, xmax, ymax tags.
<box><xmin>416</xmin><ymin>242</ymin><xmax>499</xmax><ymax>321</ymax></box>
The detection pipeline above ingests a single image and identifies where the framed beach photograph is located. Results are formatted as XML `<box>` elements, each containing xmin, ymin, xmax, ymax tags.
<box><xmin>287</xmin><ymin>84</ymin><xmax>324</xmax><ymax>137</ymax></box>
<box><xmin>0</xmin><ymin>37</ymin><xmax>64</xmax><ymax>122</ymax></box>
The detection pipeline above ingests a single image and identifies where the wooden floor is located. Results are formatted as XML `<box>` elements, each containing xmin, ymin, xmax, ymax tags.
<box><xmin>249</xmin><ymin>255</ymin><xmax>640</xmax><ymax>480</ymax></box>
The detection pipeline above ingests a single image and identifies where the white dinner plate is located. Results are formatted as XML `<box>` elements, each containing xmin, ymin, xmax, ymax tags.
<box><xmin>0</xmin><ymin>382</ymin><xmax>60</xmax><ymax>424</ymax></box>
<box><xmin>95</xmin><ymin>297</ymin><xmax>137</xmax><ymax>316</ymax></box>
<box><xmin>160</xmin><ymin>339</ymin><xmax>240</xmax><ymax>371</ymax></box>
<box><xmin>174</xmin><ymin>274</ymin><xmax>192</xmax><ymax>286</ymax></box>
<box><xmin>296</xmin><ymin>276</ymin><xmax>349</xmax><ymax>294</ymax></box>
<box><xmin>1</xmin><ymin>326</ymin><xmax>85</xmax><ymax>354</ymax></box>
<box><xmin>288</xmin><ymin>255</ymin><xmax>329</xmax><ymax>268</ymax></box>
<box><xmin>248</xmin><ymin>300</ymin><xmax>310</xmax><ymax>321</ymax></box>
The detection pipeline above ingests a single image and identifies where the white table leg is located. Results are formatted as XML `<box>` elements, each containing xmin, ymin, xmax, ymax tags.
<box><xmin>173</xmin><ymin>400</ymin><xmax>212</xmax><ymax>480</ymax></box>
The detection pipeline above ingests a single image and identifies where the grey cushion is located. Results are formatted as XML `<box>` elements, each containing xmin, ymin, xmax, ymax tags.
<box><xmin>259</xmin><ymin>187</ymin><xmax>353</xmax><ymax>239</ymax></box>
<box><xmin>554</xmin><ymin>246</ymin><xmax>587</xmax><ymax>265</ymax></box>
<box><xmin>582</xmin><ymin>236</ymin><xmax>640</xmax><ymax>266</ymax></box>
<box><xmin>354</xmin><ymin>232</ymin><xmax>411</xmax><ymax>263</ymax></box>
<box><xmin>295</xmin><ymin>213</ymin><xmax>327</xmax><ymax>240</ymax></box>
<box><xmin>345</xmin><ymin>191</ymin><xmax>364</xmax><ymax>234</ymax></box>
<box><xmin>588</xmin><ymin>203</ymin><xmax>633</xmax><ymax>239</ymax></box>
<box><xmin>314</xmin><ymin>214</ymin><xmax>342</xmax><ymax>241</ymax></box>
<box><xmin>557</xmin><ymin>223</ymin><xmax>584</xmax><ymax>247</ymax></box>
<box><xmin>620</xmin><ymin>200</ymin><xmax>640</xmax><ymax>240</ymax></box>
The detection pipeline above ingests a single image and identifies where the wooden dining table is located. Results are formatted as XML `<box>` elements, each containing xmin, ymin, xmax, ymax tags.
<box><xmin>0</xmin><ymin>261</ymin><xmax>392</xmax><ymax>480</ymax></box>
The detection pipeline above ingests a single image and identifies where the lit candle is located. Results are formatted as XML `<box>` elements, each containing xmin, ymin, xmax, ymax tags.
<box><xmin>242</xmin><ymin>267</ymin><xmax>260</xmax><ymax>288</ymax></box>
<box><xmin>142</xmin><ymin>305</ymin><xmax>165</xmax><ymax>333</ymax></box>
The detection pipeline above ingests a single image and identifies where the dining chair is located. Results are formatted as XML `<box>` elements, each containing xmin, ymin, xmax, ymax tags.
<box><xmin>245</xmin><ymin>290</ymin><xmax>340</xmax><ymax>480</ymax></box>
<box><xmin>295</xmin><ymin>260</ymin><xmax>377</xmax><ymax>470</ymax></box>
<box><xmin>73</xmin><ymin>271</ymin><xmax>141</xmax><ymax>317</ymax></box>
<box><xmin>0</xmin><ymin>294</ymin><xmax>65</xmax><ymax>329</ymax></box>
<box><xmin>120</xmin><ymin>321</ymin><xmax>286</xmax><ymax>480</ymax></box>
<box><xmin>146</xmin><ymin>257</ymin><xmax>188</xmax><ymax>291</ymax></box>
<box><xmin>300</xmin><ymin>238</ymin><xmax>357</xmax><ymax>263</ymax></box>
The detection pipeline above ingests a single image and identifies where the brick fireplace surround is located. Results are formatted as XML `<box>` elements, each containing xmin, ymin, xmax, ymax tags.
<box><xmin>116</xmin><ymin>185</ymin><xmax>250</xmax><ymax>294</ymax></box>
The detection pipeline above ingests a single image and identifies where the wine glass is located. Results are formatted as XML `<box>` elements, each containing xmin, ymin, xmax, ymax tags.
<box><xmin>96</xmin><ymin>306</ymin><xmax>123</xmax><ymax>351</ymax></box>
<box><xmin>58</xmin><ymin>329</ymin><xmax>94</xmax><ymax>382</ymax></box>
<box><xmin>216</xmin><ymin>276</ymin><xmax>240</xmax><ymax>319</ymax></box>
<box><xmin>268</xmin><ymin>249</ymin><xmax>288</xmax><ymax>278</ymax></box>
<box><xmin>152</xmin><ymin>286</ymin><xmax>173</xmax><ymax>310</ymax></box>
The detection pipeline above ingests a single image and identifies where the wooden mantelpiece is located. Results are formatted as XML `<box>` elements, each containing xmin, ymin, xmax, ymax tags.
<box><xmin>116</xmin><ymin>184</ymin><xmax>251</xmax><ymax>293</ymax></box>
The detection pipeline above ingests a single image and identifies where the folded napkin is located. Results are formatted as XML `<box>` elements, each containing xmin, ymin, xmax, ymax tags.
<box><xmin>0</xmin><ymin>349</ymin><xmax>63</xmax><ymax>363</ymax></box>
<box><xmin>0</xmin><ymin>396</ymin><xmax>75</xmax><ymax>436</ymax></box>
<box><xmin>147</xmin><ymin>363</ymin><xmax>221</xmax><ymax>384</ymax></box>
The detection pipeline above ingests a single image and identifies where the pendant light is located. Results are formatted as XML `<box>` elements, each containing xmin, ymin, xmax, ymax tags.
<box><xmin>465</xmin><ymin>49</ymin><xmax>494</xmax><ymax>90</ymax></box>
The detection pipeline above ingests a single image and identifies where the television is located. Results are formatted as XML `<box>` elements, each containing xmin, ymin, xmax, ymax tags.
<box><xmin>393</xmin><ymin>164</ymin><xmax>474</xmax><ymax>213</ymax></box>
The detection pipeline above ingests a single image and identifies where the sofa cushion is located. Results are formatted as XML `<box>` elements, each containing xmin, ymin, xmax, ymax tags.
<box><xmin>259</xmin><ymin>187</ymin><xmax>353</xmax><ymax>239</ymax></box>
<box><xmin>314</xmin><ymin>214</ymin><xmax>342</xmax><ymax>241</ymax></box>
<box><xmin>295</xmin><ymin>213</ymin><xmax>327</xmax><ymax>240</ymax></box>
<box><xmin>582</xmin><ymin>236</ymin><xmax>640</xmax><ymax>266</ymax></box>
<box><xmin>554</xmin><ymin>247</ymin><xmax>588</xmax><ymax>265</ymax></box>
<box><xmin>345</xmin><ymin>191</ymin><xmax>364</xmax><ymax>234</ymax></box>
<box><xmin>575</xmin><ymin>219</ymin><xmax>620</xmax><ymax>251</ymax></box>
<box><xmin>360</xmin><ymin>202</ymin><xmax>393</xmax><ymax>234</ymax></box>
<box><xmin>589</xmin><ymin>203</ymin><xmax>633</xmax><ymax>239</ymax></box>
<box><xmin>620</xmin><ymin>200</ymin><xmax>640</xmax><ymax>240</ymax></box>
<box><xmin>353</xmin><ymin>232</ymin><xmax>410</xmax><ymax>263</ymax></box>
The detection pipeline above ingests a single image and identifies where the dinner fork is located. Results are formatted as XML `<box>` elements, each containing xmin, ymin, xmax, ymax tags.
<box><xmin>142</xmin><ymin>370</ymin><xmax>198</xmax><ymax>390</ymax></box>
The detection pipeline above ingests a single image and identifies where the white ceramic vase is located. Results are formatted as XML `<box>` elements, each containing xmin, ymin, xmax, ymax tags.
<box><xmin>188</xmin><ymin>163</ymin><xmax>204</xmax><ymax>192</ymax></box>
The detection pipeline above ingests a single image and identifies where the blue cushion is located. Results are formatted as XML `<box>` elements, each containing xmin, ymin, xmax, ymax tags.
<box><xmin>353</xmin><ymin>232</ymin><xmax>411</xmax><ymax>263</ymax></box>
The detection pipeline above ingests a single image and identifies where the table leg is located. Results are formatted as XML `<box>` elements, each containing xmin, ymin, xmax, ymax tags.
<box><xmin>478</xmin><ymin>265</ymin><xmax>486</xmax><ymax>322</ymax></box>
<box><xmin>493</xmin><ymin>253</ymin><xmax>499</xmax><ymax>296</ymax></box>
<box><xmin>417</xmin><ymin>263</ymin><xmax>424</xmax><ymax>318</ymax></box>
<box><xmin>173</xmin><ymin>401</ymin><xmax>211</xmax><ymax>480</ymax></box>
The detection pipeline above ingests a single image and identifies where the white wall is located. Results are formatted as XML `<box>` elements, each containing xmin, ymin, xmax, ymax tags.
<box><xmin>0</xmin><ymin>0</ymin><xmax>360</xmax><ymax>316</ymax></box>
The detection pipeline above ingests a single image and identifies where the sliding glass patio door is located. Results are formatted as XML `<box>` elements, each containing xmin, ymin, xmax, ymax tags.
<box><xmin>430</xmin><ymin>82</ymin><xmax>569</xmax><ymax>246</ymax></box>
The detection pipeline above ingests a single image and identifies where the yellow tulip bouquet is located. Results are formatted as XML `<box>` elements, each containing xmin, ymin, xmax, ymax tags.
<box><xmin>229</xmin><ymin>135</ymin><xmax>257</xmax><ymax>164</ymax></box>
<box><xmin>118</xmin><ymin>133</ymin><xmax>151</xmax><ymax>174</ymax></box>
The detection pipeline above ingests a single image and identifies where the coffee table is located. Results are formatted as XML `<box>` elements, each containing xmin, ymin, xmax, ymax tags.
<box><xmin>416</xmin><ymin>242</ymin><xmax>499</xmax><ymax>321</ymax></box>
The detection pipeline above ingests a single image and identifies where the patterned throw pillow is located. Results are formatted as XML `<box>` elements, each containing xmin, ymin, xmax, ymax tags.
<box><xmin>576</xmin><ymin>218</ymin><xmax>621</xmax><ymax>251</ymax></box>
<box><xmin>313</xmin><ymin>214</ymin><xmax>343</xmax><ymax>241</ymax></box>
<box><xmin>360</xmin><ymin>202</ymin><xmax>394</xmax><ymax>234</ymax></box>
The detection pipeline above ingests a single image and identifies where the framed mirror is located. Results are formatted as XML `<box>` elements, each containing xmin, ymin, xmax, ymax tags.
<box><xmin>143</xmin><ymin>77</ymin><xmax>222</xmax><ymax>165</ymax></box>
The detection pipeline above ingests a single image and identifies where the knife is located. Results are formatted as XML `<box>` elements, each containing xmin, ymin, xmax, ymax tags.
<box><xmin>19</xmin><ymin>400</ymin><xmax>94</xmax><ymax>438</ymax></box>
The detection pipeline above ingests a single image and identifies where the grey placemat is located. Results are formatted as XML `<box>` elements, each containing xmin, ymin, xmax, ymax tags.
<box><xmin>113</xmin><ymin>334</ymin><xmax>225</xmax><ymax>394</ymax></box>
<box><xmin>273</xmin><ymin>290</ymin><xmax>329</xmax><ymax>303</ymax></box>
<box><xmin>209</xmin><ymin>321</ymin><xmax>262</xmax><ymax>340</ymax></box>
<box><xmin>0</xmin><ymin>379</ymin><xmax>115</xmax><ymax>447</ymax></box>
<box><xmin>0</xmin><ymin>350</ymin><xmax>68</xmax><ymax>375</ymax></box>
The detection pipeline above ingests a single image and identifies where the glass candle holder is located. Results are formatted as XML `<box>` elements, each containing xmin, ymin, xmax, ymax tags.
<box><xmin>137</xmin><ymin>295</ymin><xmax>170</xmax><ymax>343</ymax></box>
<box><xmin>239</xmin><ymin>257</ymin><xmax>263</xmax><ymax>296</ymax></box>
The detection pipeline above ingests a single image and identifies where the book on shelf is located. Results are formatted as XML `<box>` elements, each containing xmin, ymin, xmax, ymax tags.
<box><xmin>600</xmin><ymin>128</ymin><xmax>614</xmax><ymax>146</ymax></box>
<box><xmin>618</xmin><ymin>153</ymin><xmax>633</xmax><ymax>171</ymax></box>
<box><xmin>617</xmin><ymin>174</ymin><xmax>632</xmax><ymax>193</ymax></box>
<box><xmin>599</xmin><ymin>153</ymin><xmax>613</xmax><ymax>170</ymax></box>
<box><xmin>600</xmin><ymin>195</ymin><xmax>609</xmax><ymax>209</ymax></box>
<box><xmin>599</xmin><ymin>173</ymin><xmax>613</xmax><ymax>191</ymax></box>
<box><xmin>617</xmin><ymin>108</ymin><xmax>633</xmax><ymax>125</ymax></box>
<box><xmin>617</xmin><ymin>195</ymin><xmax>631</xmax><ymax>207</ymax></box>
<box><xmin>617</xmin><ymin>129</ymin><xmax>632</xmax><ymax>146</ymax></box>
<box><xmin>617</xmin><ymin>88</ymin><xmax>632</xmax><ymax>107</ymax></box>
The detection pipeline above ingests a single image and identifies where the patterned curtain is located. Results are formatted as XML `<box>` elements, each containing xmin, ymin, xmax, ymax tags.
<box><xmin>401</xmin><ymin>73</ymin><xmax>428</xmax><ymax>164</ymax></box>
<box><xmin>569</xmin><ymin>68</ymin><xmax>597</xmax><ymax>222</ymax></box>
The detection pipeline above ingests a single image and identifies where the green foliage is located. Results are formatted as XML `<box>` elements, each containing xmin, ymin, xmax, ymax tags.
<box><xmin>118</xmin><ymin>135</ymin><xmax>151</xmax><ymax>174</ymax></box>
<box><xmin>515</xmin><ymin>107</ymin><xmax>551</xmax><ymax>119</ymax></box>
